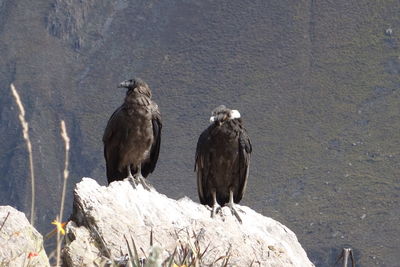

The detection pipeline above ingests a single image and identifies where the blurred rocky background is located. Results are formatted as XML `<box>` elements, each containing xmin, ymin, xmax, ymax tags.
<box><xmin>0</xmin><ymin>0</ymin><xmax>399</xmax><ymax>266</ymax></box>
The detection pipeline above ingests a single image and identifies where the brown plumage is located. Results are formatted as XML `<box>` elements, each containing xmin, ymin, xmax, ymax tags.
<box><xmin>195</xmin><ymin>105</ymin><xmax>251</xmax><ymax>222</ymax></box>
<box><xmin>103</xmin><ymin>78</ymin><xmax>161</xmax><ymax>188</ymax></box>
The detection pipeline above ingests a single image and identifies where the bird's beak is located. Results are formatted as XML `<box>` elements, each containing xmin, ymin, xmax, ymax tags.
<box><xmin>118</xmin><ymin>80</ymin><xmax>131</xmax><ymax>88</ymax></box>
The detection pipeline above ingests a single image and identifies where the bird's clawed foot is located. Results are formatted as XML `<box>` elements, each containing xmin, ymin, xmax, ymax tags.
<box><xmin>226</xmin><ymin>202</ymin><xmax>243</xmax><ymax>224</ymax></box>
<box><xmin>135</xmin><ymin>174</ymin><xmax>152</xmax><ymax>191</ymax></box>
<box><xmin>211</xmin><ymin>203</ymin><xmax>222</xmax><ymax>218</ymax></box>
<box><xmin>125</xmin><ymin>173</ymin><xmax>137</xmax><ymax>188</ymax></box>
<box><xmin>125</xmin><ymin>174</ymin><xmax>152</xmax><ymax>191</ymax></box>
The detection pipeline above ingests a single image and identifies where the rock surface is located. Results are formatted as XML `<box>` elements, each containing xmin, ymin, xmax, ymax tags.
<box><xmin>63</xmin><ymin>178</ymin><xmax>314</xmax><ymax>266</ymax></box>
<box><xmin>0</xmin><ymin>206</ymin><xmax>49</xmax><ymax>266</ymax></box>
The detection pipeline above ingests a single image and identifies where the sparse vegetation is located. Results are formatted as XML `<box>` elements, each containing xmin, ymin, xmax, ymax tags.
<box><xmin>9</xmin><ymin>84</ymin><xmax>69</xmax><ymax>266</ymax></box>
<box><xmin>98</xmin><ymin>229</ymin><xmax>231</xmax><ymax>267</ymax></box>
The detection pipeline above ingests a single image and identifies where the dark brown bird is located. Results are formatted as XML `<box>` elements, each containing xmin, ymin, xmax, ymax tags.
<box><xmin>103</xmin><ymin>78</ymin><xmax>161</xmax><ymax>189</ymax></box>
<box><xmin>195</xmin><ymin>105</ymin><xmax>252</xmax><ymax>222</ymax></box>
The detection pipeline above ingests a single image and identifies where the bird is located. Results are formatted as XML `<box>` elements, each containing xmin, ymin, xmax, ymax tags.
<box><xmin>195</xmin><ymin>105</ymin><xmax>252</xmax><ymax>223</ymax></box>
<box><xmin>103</xmin><ymin>78</ymin><xmax>162</xmax><ymax>189</ymax></box>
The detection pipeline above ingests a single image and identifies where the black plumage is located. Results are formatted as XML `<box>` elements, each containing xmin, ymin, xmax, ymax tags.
<box><xmin>103</xmin><ymin>78</ymin><xmax>161</xmax><ymax>189</ymax></box>
<box><xmin>195</xmin><ymin>105</ymin><xmax>252</xmax><ymax>222</ymax></box>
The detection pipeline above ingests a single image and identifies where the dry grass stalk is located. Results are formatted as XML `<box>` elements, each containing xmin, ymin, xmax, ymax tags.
<box><xmin>56</xmin><ymin>120</ymin><xmax>70</xmax><ymax>267</ymax></box>
<box><xmin>10</xmin><ymin>83</ymin><xmax>36</xmax><ymax>226</ymax></box>
<box><xmin>54</xmin><ymin>216</ymin><xmax>63</xmax><ymax>267</ymax></box>
<box><xmin>59</xmin><ymin>120</ymin><xmax>70</xmax><ymax>221</ymax></box>
<box><xmin>0</xmin><ymin>212</ymin><xmax>10</xmax><ymax>233</ymax></box>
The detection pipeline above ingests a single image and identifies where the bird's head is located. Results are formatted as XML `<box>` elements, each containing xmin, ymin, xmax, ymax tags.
<box><xmin>118</xmin><ymin>78</ymin><xmax>152</xmax><ymax>98</ymax></box>
<box><xmin>209</xmin><ymin>105</ymin><xmax>241</xmax><ymax>124</ymax></box>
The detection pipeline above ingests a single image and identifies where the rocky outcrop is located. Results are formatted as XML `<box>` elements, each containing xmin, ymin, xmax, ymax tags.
<box><xmin>63</xmin><ymin>178</ymin><xmax>314</xmax><ymax>266</ymax></box>
<box><xmin>0</xmin><ymin>206</ymin><xmax>49</xmax><ymax>266</ymax></box>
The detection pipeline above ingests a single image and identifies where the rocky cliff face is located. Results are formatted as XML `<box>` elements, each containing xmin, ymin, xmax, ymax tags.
<box><xmin>63</xmin><ymin>178</ymin><xmax>314</xmax><ymax>267</ymax></box>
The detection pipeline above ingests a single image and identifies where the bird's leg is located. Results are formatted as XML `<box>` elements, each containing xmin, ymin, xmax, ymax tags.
<box><xmin>126</xmin><ymin>165</ymin><xmax>137</xmax><ymax>188</ymax></box>
<box><xmin>132</xmin><ymin>165</ymin><xmax>152</xmax><ymax>191</ymax></box>
<box><xmin>211</xmin><ymin>190</ymin><xmax>221</xmax><ymax>218</ymax></box>
<box><xmin>226</xmin><ymin>189</ymin><xmax>243</xmax><ymax>223</ymax></box>
<box><xmin>127</xmin><ymin>165</ymin><xmax>134</xmax><ymax>179</ymax></box>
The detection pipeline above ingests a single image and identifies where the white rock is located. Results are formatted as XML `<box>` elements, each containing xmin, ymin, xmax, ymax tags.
<box><xmin>63</xmin><ymin>177</ymin><xmax>314</xmax><ymax>266</ymax></box>
<box><xmin>0</xmin><ymin>206</ymin><xmax>49</xmax><ymax>266</ymax></box>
